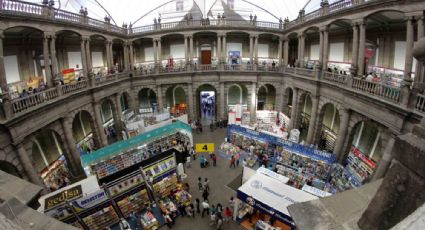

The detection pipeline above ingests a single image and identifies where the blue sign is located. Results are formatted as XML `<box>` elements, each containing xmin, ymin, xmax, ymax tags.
<box><xmin>227</xmin><ymin>125</ymin><xmax>336</xmax><ymax>164</ymax></box>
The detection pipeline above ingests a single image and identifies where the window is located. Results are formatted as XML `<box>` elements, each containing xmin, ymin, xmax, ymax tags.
<box><xmin>176</xmin><ymin>0</ymin><xmax>184</xmax><ymax>11</ymax></box>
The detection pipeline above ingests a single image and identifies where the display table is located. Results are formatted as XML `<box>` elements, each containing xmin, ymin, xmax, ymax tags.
<box><xmin>256</xmin><ymin>220</ymin><xmax>282</xmax><ymax>230</ymax></box>
<box><xmin>175</xmin><ymin>190</ymin><xmax>192</xmax><ymax>206</ymax></box>
<box><xmin>140</xmin><ymin>210</ymin><xmax>159</xmax><ymax>230</ymax></box>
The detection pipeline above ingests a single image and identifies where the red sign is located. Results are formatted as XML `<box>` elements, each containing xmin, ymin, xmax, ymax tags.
<box><xmin>350</xmin><ymin>146</ymin><xmax>376</xmax><ymax>169</ymax></box>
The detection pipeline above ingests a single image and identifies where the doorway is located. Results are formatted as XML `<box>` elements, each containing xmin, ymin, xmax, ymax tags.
<box><xmin>200</xmin><ymin>91</ymin><xmax>215</xmax><ymax>124</ymax></box>
<box><xmin>201</xmin><ymin>50</ymin><xmax>212</xmax><ymax>64</ymax></box>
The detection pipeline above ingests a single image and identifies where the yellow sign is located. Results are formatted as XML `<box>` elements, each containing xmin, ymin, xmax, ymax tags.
<box><xmin>195</xmin><ymin>143</ymin><xmax>215</xmax><ymax>153</ymax></box>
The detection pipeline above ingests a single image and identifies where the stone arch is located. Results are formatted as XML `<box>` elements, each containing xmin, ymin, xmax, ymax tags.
<box><xmin>257</xmin><ymin>83</ymin><xmax>276</xmax><ymax>110</ymax></box>
<box><xmin>195</xmin><ymin>83</ymin><xmax>218</xmax><ymax>121</ymax></box>
<box><xmin>71</xmin><ymin>109</ymin><xmax>100</xmax><ymax>150</ymax></box>
<box><xmin>227</xmin><ymin>84</ymin><xmax>243</xmax><ymax>105</ymax></box>
<box><xmin>55</xmin><ymin>29</ymin><xmax>82</xmax><ymax>37</ymax></box>
<box><xmin>138</xmin><ymin>87</ymin><xmax>158</xmax><ymax>109</ymax></box>
<box><xmin>90</xmin><ymin>33</ymin><xmax>107</xmax><ymax>40</ymax></box>
<box><xmin>0</xmin><ymin>160</ymin><xmax>21</xmax><ymax>178</ymax></box>
<box><xmin>302</xmin><ymin>26</ymin><xmax>320</xmax><ymax>34</ymax></box>
<box><xmin>165</xmin><ymin>85</ymin><xmax>187</xmax><ymax>108</ymax></box>
<box><xmin>4</xmin><ymin>25</ymin><xmax>44</xmax><ymax>33</ymax></box>
<box><xmin>283</xmin><ymin>86</ymin><xmax>294</xmax><ymax>116</ymax></box>
<box><xmin>313</xmin><ymin>99</ymin><xmax>342</xmax><ymax>152</ymax></box>
<box><xmin>99</xmin><ymin>98</ymin><xmax>115</xmax><ymax>124</ymax></box>
<box><xmin>294</xmin><ymin>91</ymin><xmax>313</xmax><ymax>137</ymax></box>
<box><xmin>119</xmin><ymin>91</ymin><xmax>132</xmax><ymax>112</ymax></box>
<box><xmin>364</xmin><ymin>9</ymin><xmax>405</xmax><ymax>20</ymax></box>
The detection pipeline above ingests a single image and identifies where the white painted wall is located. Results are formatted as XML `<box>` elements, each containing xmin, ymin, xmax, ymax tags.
<box><xmin>5</xmin><ymin>55</ymin><xmax>20</xmax><ymax>83</ymax></box>
<box><xmin>67</xmin><ymin>52</ymin><xmax>82</xmax><ymax>69</ymax></box>
<box><xmin>258</xmin><ymin>44</ymin><xmax>269</xmax><ymax>58</ymax></box>
<box><xmin>310</xmin><ymin>44</ymin><xmax>320</xmax><ymax>60</ymax></box>
<box><xmin>227</xmin><ymin>43</ymin><xmax>243</xmax><ymax>56</ymax></box>
<box><xmin>91</xmin><ymin>52</ymin><xmax>104</xmax><ymax>67</ymax></box>
<box><xmin>170</xmin><ymin>44</ymin><xmax>185</xmax><ymax>59</ymax></box>
<box><xmin>394</xmin><ymin>41</ymin><xmax>406</xmax><ymax>70</ymax></box>
<box><xmin>144</xmin><ymin>47</ymin><xmax>154</xmax><ymax>61</ymax></box>
<box><xmin>329</xmin><ymin>42</ymin><xmax>344</xmax><ymax>62</ymax></box>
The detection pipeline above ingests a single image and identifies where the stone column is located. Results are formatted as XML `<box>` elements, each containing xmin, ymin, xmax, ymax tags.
<box><xmin>123</xmin><ymin>42</ymin><xmax>129</xmax><ymax>71</ymax></box>
<box><xmin>62</xmin><ymin>116</ymin><xmax>85</xmax><ymax>177</ymax></box>
<box><xmin>217</xmin><ymin>35</ymin><xmax>222</xmax><ymax>63</ymax></box>
<box><xmin>105</xmin><ymin>40</ymin><xmax>112</xmax><ymax>71</ymax></box>
<box><xmin>322</xmin><ymin>28</ymin><xmax>329</xmax><ymax>71</ymax></box>
<box><xmin>278</xmin><ymin>37</ymin><xmax>283</xmax><ymax>66</ymax></box>
<box><xmin>43</xmin><ymin>34</ymin><xmax>53</xmax><ymax>86</ymax></box>
<box><xmin>80</xmin><ymin>37</ymin><xmax>87</xmax><ymax>77</ymax></box>
<box><xmin>357</xmin><ymin>20</ymin><xmax>366</xmax><ymax>76</ymax></box>
<box><xmin>299</xmin><ymin>34</ymin><xmax>305</xmax><ymax>68</ymax></box>
<box><xmin>318</xmin><ymin>29</ymin><xmax>324</xmax><ymax>68</ymax></box>
<box><xmin>108</xmin><ymin>40</ymin><xmax>114</xmax><ymax>69</ymax></box>
<box><xmin>94</xmin><ymin>102</ymin><xmax>108</xmax><ymax>147</ymax></box>
<box><xmin>275</xmin><ymin>83</ymin><xmax>284</xmax><ymax>112</ymax></box>
<box><xmin>222</xmin><ymin>34</ymin><xmax>227</xmax><ymax>63</ymax></box>
<box><xmin>254</xmin><ymin>36</ymin><xmax>259</xmax><ymax>64</ymax></box>
<box><xmin>306</xmin><ymin>96</ymin><xmax>319</xmax><ymax>144</ymax></box>
<box><xmin>113</xmin><ymin>94</ymin><xmax>124</xmax><ymax>140</ymax></box>
<box><xmin>184</xmin><ymin>35</ymin><xmax>188</xmax><ymax>63</ymax></box>
<box><xmin>129</xmin><ymin>43</ymin><xmax>134</xmax><ymax>70</ymax></box>
<box><xmin>85</xmin><ymin>37</ymin><xmax>92</xmax><ymax>72</ymax></box>
<box><xmin>0</xmin><ymin>30</ymin><xmax>9</xmax><ymax>100</ymax></box>
<box><xmin>414</xmin><ymin>16</ymin><xmax>424</xmax><ymax>85</ymax></box>
<box><xmin>351</xmin><ymin>23</ymin><xmax>359</xmax><ymax>75</ymax></box>
<box><xmin>189</xmin><ymin>35</ymin><xmax>194</xmax><ymax>63</ymax></box>
<box><xmin>15</xmin><ymin>143</ymin><xmax>45</xmax><ymax>188</ymax></box>
<box><xmin>249</xmin><ymin>35</ymin><xmax>254</xmax><ymax>63</ymax></box>
<box><xmin>187</xmin><ymin>83</ymin><xmax>194</xmax><ymax>119</ymax></box>
<box><xmin>49</xmin><ymin>35</ymin><xmax>59</xmax><ymax>83</ymax></box>
<box><xmin>219</xmin><ymin>82</ymin><xmax>225</xmax><ymax>119</ymax></box>
<box><xmin>288</xmin><ymin>88</ymin><xmax>298</xmax><ymax>130</ymax></box>
<box><xmin>157</xmin><ymin>85</ymin><xmax>163</xmax><ymax>112</ymax></box>
<box><xmin>371</xmin><ymin>131</ymin><xmax>396</xmax><ymax>181</ymax></box>
<box><xmin>153</xmin><ymin>39</ymin><xmax>158</xmax><ymax>65</ymax></box>
<box><xmin>334</xmin><ymin>108</ymin><xmax>350</xmax><ymax>161</ymax></box>
<box><xmin>404</xmin><ymin>16</ymin><xmax>414</xmax><ymax>81</ymax></box>
<box><xmin>283</xmin><ymin>38</ymin><xmax>289</xmax><ymax>67</ymax></box>
<box><xmin>157</xmin><ymin>38</ymin><xmax>162</xmax><ymax>66</ymax></box>
<box><xmin>250</xmin><ymin>82</ymin><xmax>257</xmax><ymax>124</ymax></box>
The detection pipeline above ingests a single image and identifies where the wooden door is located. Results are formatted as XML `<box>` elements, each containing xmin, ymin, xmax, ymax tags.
<box><xmin>201</xmin><ymin>50</ymin><xmax>211</xmax><ymax>64</ymax></box>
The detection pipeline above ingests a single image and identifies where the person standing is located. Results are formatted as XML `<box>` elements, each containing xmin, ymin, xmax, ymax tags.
<box><xmin>224</xmin><ymin>206</ymin><xmax>233</xmax><ymax>222</ymax></box>
<box><xmin>203</xmin><ymin>178</ymin><xmax>210</xmax><ymax>192</ymax></box>
<box><xmin>230</xmin><ymin>155</ymin><xmax>236</xmax><ymax>168</ymax></box>
<box><xmin>202</xmin><ymin>189</ymin><xmax>209</xmax><ymax>201</ymax></box>
<box><xmin>216</xmin><ymin>215</ymin><xmax>223</xmax><ymax>230</ymax></box>
<box><xmin>198</xmin><ymin>177</ymin><xmax>203</xmax><ymax>191</ymax></box>
<box><xmin>202</xmin><ymin>200</ymin><xmax>210</xmax><ymax>217</ymax></box>
<box><xmin>190</xmin><ymin>147</ymin><xmax>196</xmax><ymax>160</ymax></box>
<box><xmin>195</xmin><ymin>198</ymin><xmax>201</xmax><ymax>214</ymax></box>
<box><xmin>212</xmin><ymin>153</ymin><xmax>217</xmax><ymax>166</ymax></box>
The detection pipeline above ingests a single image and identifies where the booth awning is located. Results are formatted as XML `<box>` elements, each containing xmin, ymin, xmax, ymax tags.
<box><xmin>237</xmin><ymin>169</ymin><xmax>318</xmax><ymax>226</ymax></box>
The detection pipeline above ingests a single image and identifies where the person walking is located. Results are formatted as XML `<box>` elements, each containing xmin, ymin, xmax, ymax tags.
<box><xmin>230</xmin><ymin>155</ymin><xmax>236</xmax><ymax>168</ymax></box>
<box><xmin>195</xmin><ymin>198</ymin><xmax>201</xmax><ymax>214</ymax></box>
<box><xmin>203</xmin><ymin>178</ymin><xmax>210</xmax><ymax>192</ymax></box>
<box><xmin>212</xmin><ymin>153</ymin><xmax>217</xmax><ymax>166</ymax></box>
<box><xmin>216</xmin><ymin>203</ymin><xmax>223</xmax><ymax>214</ymax></box>
<box><xmin>216</xmin><ymin>215</ymin><xmax>223</xmax><ymax>230</ymax></box>
<box><xmin>202</xmin><ymin>189</ymin><xmax>209</xmax><ymax>201</ymax></box>
<box><xmin>190</xmin><ymin>147</ymin><xmax>196</xmax><ymax>160</ymax></box>
<box><xmin>224</xmin><ymin>206</ymin><xmax>233</xmax><ymax>222</ymax></box>
<box><xmin>201</xmin><ymin>200</ymin><xmax>210</xmax><ymax>217</ymax></box>
<box><xmin>198</xmin><ymin>177</ymin><xmax>203</xmax><ymax>191</ymax></box>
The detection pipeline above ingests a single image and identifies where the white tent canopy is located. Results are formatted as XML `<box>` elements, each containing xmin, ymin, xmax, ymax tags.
<box><xmin>237</xmin><ymin>168</ymin><xmax>318</xmax><ymax>219</ymax></box>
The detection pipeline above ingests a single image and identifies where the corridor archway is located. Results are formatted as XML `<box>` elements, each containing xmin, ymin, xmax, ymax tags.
<box><xmin>196</xmin><ymin>84</ymin><xmax>217</xmax><ymax>124</ymax></box>
<box><xmin>257</xmin><ymin>84</ymin><xmax>276</xmax><ymax>110</ymax></box>
<box><xmin>165</xmin><ymin>86</ymin><xmax>187</xmax><ymax>116</ymax></box>
<box><xmin>100</xmin><ymin>99</ymin><xmax>118</xmax><ymax>145</ymax></box>
<box><xmin>0</xmin><ymin>160</ymin><xmax>21</xmax><ymax>178</ymax></box>
<box><xmin>317</xmin><ymin>103</ymin><xmax>340</xmax><ymax>152</ymax></box>
<box><xmin>138</xmin><ymin>88</ymin><xmax>157</xmax><ymax>113</ymax></box>
<box><xmin>72</xmin><ymin>110</ymin><xmax>98</xmax><ymax>155</ymax></box>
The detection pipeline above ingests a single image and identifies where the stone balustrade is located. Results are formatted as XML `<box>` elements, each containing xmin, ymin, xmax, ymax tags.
<box><xmin>0</xmin><ymin>0</ymin><xmax>376</xmax><ymax>36</ymax></box>
<box><xmin>3</xmin><ymin>66</ymin><xmax>422</xmax><ymax>121</ymax></box>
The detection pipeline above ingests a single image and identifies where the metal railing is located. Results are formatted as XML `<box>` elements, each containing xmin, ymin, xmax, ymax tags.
<box><xmin>352</xmin><ymin>77</ymin><xmax>400</xmax><ymax>103</ymax></box>
<box><xmin>11</xmin><ymin>87</ymin><xmax>59</xmax><ymax>114</ymax></box>
<box><xmin>1</xmin><ymin>0</ymin><xmax>43</xmax><ymax>16</ymax></box>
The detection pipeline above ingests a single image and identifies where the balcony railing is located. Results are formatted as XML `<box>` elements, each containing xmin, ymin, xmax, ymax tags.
<box><xmin>352</xmin><ymin>77</ymin><xmax>400</xmax><ymax>103</ymax></box>
<box><xmin>416</xmin><ymin>93</ymin><xmax>425</xmax><ymax>113</ymax></box>
<box><xmin>4</xmin><ymin>66</ymin><xmax>422</xmax><ymax>119</ymax></box>
<box><xmin>11</xmin><ymin>87</ymin><xmax>59</xmax><ymax>114</ymax></box>
<box><xmin>0</xmin><ymin>0</ymin><xmax>373</xmax><ymax>36</ymax></box>
<box><xmin>322</xmin><ymin>72</ymin><xmax>348</xmax><ymax>85</ymax></box>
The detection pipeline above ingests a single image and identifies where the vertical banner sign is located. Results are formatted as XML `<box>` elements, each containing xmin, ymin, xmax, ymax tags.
<box><xmin>195</xmin><ymin>143</ymin><xmax>215</xmax><ymax>153</ymax></box>
<box><xmin>235</xmin><ymin>104</ymin><xmax>242</xmax><ymax>124</ymax></box>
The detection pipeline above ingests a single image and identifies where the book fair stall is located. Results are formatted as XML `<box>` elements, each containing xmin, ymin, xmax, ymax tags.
<box><xmin>235</xmin><ymin>167</ymin><xmax>319</xmax><ymax>230</ymax></box>
<box><xmin>224</xmin><ymin>124</ymin><xmax>338</xmax><ymax>193</ymax></box>
<box><xmin>38</xmin><ymin>121</ymin><xmax>192</xmax><ymax>230</ymax></box>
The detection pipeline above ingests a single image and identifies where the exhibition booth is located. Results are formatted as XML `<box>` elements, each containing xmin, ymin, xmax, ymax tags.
<box><xmin>39</xmin><ymin>120</ymin><xmax>193</xmax><ymax>230</ymax></box>
<box><xmin>236</xmin><ymin>167</ymin><xmax>319</xmax><ymax>230</ymax></box>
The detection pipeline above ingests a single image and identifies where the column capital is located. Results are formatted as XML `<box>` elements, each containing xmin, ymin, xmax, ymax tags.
<box><xmin>153</xmin><ymin>37</ymin><xmax>161</xmax><ymax>42</ymax></box>
<box><xmin>184</xmin><ymin>33</ymin><xmax>193</xmax><ymax>39</ymax></box>
<box><xmin>319</xmin><ymin>26</ymin><xmax>329</xmax><ymax>32</ymax></box>
<box><xmin>43</xmin><ymin>32</ymin><xmax>55</xmax><ymax>39</ymax></box>
<box><xmin>249</xmin><ymin>33</ymin><xmax>259</xmax><ymax>39</ymax></box>
<box><xmin>353</xmin><ymin>19</ymin><xmax>366</xmax><ymax>26</ymax></box>
<box><xmin>404</xmin><ymin>16</ymin><xmax>415</xmax><ymax>21</ymax></box>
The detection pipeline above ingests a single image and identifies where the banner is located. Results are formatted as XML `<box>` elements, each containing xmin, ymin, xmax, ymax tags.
<box><xmin>227</xmin><ymin>125</ymin><xmax>336</xmax><ymax>164</ymax></box>
<box><xmin>71</xmin><ymin>189</ymin><xmax>108</xmax><ymax>212</ymax></box>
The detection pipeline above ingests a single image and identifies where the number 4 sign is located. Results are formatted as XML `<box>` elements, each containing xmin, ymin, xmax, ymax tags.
<box><xmin>195</xmin><ymin>143</ymin><xmax>215</xmax><ymax>153</ymax></box>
